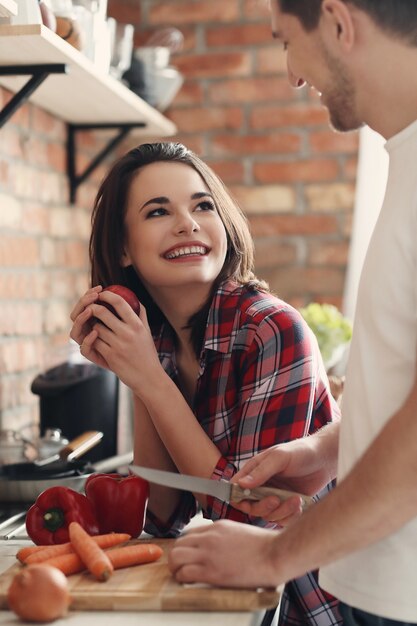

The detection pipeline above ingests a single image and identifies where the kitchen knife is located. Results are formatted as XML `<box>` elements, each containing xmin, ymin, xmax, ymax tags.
<box><xmin>129</xmin><ymin>465</ymin><xmax>314</xmax><ymax>511</ymax></box>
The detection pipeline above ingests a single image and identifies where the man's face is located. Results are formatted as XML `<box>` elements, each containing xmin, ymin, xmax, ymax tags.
<box><xmin>271</xmin><ymin>1</ymin><xmax>363</xmax><ymax>132</ymax></box>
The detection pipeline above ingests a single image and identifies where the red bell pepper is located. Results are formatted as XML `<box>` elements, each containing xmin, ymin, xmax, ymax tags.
<box><xmin>26</xmin><ymin>486</ymin><xmax>99</xmax><ymax>545</ymax></box>
<box><xmin>85</xmin><ymin>473</ymin><xmax>149</xmax><ymax>537</ymax></box>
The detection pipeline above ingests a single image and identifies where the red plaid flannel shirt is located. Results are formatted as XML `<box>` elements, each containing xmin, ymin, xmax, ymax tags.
<box><xmin>145</xmin><ymin>281</ymin><xmax>342</xmax><ymax>625</ymax></box>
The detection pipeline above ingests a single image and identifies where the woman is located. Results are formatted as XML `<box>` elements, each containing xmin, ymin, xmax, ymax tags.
<box><xmin>70</xmin><ymin>142</ymin><xmax>341</xmax><ymax>625</ymax></box>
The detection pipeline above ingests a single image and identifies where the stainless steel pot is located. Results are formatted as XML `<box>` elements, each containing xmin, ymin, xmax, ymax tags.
<box><xmin>0</xmin><ymin>451</ymin><xmax>133</xmax><ymax>503</ymax></box>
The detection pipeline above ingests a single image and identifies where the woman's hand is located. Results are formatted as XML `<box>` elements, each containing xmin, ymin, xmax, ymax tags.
<box><xmin>76</xmin><ymin>288</ymin><xmax>162</xmax><ymax>394</ymax></box>
<box><xmin>70</xmin><ymin>286</ymin><xmax>109</xmax><ymax>369</ymax></box>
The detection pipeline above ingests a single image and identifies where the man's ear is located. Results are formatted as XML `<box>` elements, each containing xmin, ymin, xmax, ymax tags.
<box><xmin>320</xmin><ymin>0</ymin><xmax>355</xmax><ymax>53</ymax></box>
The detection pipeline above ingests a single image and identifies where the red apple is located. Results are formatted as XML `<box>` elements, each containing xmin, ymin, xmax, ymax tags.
<box><xmin>99</xmin><ymin>285</ymin><xmax>141</xmax><ymax>319</ymax></box>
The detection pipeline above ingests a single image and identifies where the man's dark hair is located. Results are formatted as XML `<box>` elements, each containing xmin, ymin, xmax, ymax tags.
<box><xmin>278</xmin><ymin>0</ymin><xmax>417</xmax><ymax>44</ymax></box>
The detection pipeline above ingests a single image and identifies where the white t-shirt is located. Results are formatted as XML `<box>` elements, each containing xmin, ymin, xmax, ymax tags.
<box><xmin>320</xmin><ymin>119</ymin><xmax>417</xmax><ymax>622</ymax></box>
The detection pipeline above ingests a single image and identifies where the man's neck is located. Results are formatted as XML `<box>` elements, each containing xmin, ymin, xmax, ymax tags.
<box><xmin>358</xmin><ymin>41</ymin><xmax>417</xmax><ymax>139</ymax></box>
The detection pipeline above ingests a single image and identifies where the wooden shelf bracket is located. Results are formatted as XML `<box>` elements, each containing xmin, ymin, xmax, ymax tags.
<box><xmin>67</xmin><ymin>122</ymin><xmax>146</xmax><ymax>204</ymax></box>
<box><xmin>0</xmin><ymin>63</ymin><xmax>68</xmax><ymax>127</ymax></box>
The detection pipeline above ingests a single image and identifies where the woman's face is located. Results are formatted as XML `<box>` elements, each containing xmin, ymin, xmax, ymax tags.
<box><xmin>121</xmin><ymin>161</ymin><xmax>228</xmax><ymax>296</ymax></box>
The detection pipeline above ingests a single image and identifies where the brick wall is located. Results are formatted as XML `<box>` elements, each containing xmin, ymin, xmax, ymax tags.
<box><xmin>113</xmin><ymin>0</ymin><xmax>359</xmax><ymax>308</ymax></box>
<box><xmin>0</xmin><ymin>0</ymin><xmax>358</xmax><ymax>433</ymax></box>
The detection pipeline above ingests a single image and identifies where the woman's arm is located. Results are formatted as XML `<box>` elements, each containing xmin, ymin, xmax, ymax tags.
<box><xmin>133</xmin><ymin>394</ymin><xmax>185</xmax><ymax>525</ymax></box>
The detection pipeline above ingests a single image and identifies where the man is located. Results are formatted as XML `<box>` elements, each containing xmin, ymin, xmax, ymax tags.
<box><xmin>168</xmin><ymin>1</ymin><xmax>417</xmax><ymax>624</ymax></box>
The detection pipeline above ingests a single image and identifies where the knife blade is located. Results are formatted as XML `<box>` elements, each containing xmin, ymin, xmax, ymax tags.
<box><xmin>129</xmin><ymin>465</ymin><xmax>314</xmax><ymax>511</ymax></box>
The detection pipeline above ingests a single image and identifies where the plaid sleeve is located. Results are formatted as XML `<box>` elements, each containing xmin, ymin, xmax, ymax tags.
<box><xmin>144</xmin><ymin>491</ymin><xmax>197</xmax><ymax>538</ymax></box>
<box><xmin>205</xmin><ymin>306</ymin><xmax>335</xmax><ymax>521</ymax></box>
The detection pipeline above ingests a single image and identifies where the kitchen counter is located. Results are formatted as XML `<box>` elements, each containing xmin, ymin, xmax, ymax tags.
<box><xmin>0</xmin><ymin>540</ymin><xmax>277</xmax><ymax>626</ymax></box>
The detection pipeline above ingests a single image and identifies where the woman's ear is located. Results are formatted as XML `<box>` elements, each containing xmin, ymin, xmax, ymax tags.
<box><xmin>320</xmin><ymin>0</ymin><xmax>355</xmax><ymax>53</ymax></box>
<box><xmin>120</xmin><ymin>248</ymin><xmax>132</xmax><ymax>268</ymax></box>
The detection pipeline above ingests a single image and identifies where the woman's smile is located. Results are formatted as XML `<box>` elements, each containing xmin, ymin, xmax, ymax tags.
<box><xmin>163</xmin><ymin>242</ymin><xmax>210</xmax><ymax>261</ymax></box>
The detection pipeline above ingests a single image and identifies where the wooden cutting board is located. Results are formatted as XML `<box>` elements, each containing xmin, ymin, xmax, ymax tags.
<box><xmin>0</xmin><ymin>539</ymin><xmax>281</xmax><ymax>612</ymax></box>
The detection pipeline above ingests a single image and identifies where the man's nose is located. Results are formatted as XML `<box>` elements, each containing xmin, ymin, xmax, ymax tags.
<box><xmin>287</xmin><ymin>60</ymin><xmax>305</xmax><ymax>88</ymax></box>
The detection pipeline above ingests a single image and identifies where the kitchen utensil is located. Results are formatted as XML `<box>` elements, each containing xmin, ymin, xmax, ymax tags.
<box><xmin>146</xmin><ymin>27</ymin><xmax>184</xmax><ymax>54</ymax></box>
<box><xmin>129</xmin><ymin>466</ymin><xmax>314</xmax><ymax>511</ymax></box>
<box><xmin>0</xmin><ymin>445</ymin><xmax>133</xmax><ymax>503</ymax></box>
<box><xmin>108</xmin><ymin>19</ymin><xmax>134</xmax><ymax>80</ymax></box>
<box><xmin>0</xmin><ymin>538</ymin><xmax>281</xmax><ymax>612</ymax></box>
<box><xmin>2</xmin><ymin>430</ymin><xmax>103</xmax><ymax>474</ymax></box>
<box><xmin>34</xmin><ymin>430</ymin><xmax>103</xmax><ymax>466</ymax></box>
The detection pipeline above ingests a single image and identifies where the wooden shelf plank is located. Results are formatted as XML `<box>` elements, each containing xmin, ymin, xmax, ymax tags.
<box><xmin>0</xmin><ymin>23</ymin><xmax>177</xmax><ymax>135</ymax></box>
<box><xmin>0</xmin><ymin>0</ymin><xmax>17</xmax><ymax>18</ymax></box>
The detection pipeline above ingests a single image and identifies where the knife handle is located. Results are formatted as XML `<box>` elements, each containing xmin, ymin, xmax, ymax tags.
<box><xmin>230</xmin><ymin>484</ymin><xmax>314</xmax><ymax>511</ymax></box>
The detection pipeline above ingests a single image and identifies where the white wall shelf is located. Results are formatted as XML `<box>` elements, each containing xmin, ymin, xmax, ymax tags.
<box><xmin>0</xmin><ymin>23</ymin><xmax>177</xmax><ymax>202</ymax></box>
<box><xmin>0</xmin><ymin>0</ymin><xmax>17</xmax><ymax>18</ymax></box>
<box><xmin>0</xmin><ymin>23</ymin><xmax>176</xmax><ymax>133</ymax></box>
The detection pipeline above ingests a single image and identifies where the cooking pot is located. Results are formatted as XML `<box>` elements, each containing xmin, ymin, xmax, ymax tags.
<box><xmin>0</xmin><ymin>451</ymin><xmax>133</xmax><ymax>503</ymax></box>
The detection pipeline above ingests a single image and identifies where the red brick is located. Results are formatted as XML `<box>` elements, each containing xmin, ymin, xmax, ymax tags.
<box><xmin>230</xmin><ymin>184</ymin><xmax>295</xmax><ymax>214</ymax></box>
<box><xmin>305</xmin><ymin>183</ymin><xmax>356</xmax><ymax>212</ymax></box>
<box><xmin>0</xmin><ymin>273</ymin><xmax>47</xmax><ymax>300</ymax></box>
<box><xmin>344</xmin><ymin>156</ymin><xmax>359</xmax><ymax>180</ymax></box>
<box><xmin>171</xmin><ymin>134</ymin><xmax>205</xmax><ymax>156</ymax></box>
<box><xmin>64</xmin><ymin>241</ymin><xmax>89</xmax><ymax>269</ymax></box>
<box><xmin>206</xmin><ymin>23</ymin><xmax>272</xmax><ymax>47</ymax></box>
<box><xmin>211</xmin><ymin>132</ymin><xmax>301</xmax><ymax>157</ymax></box>
<box><xmin>32</xmin><ymin>108</ymin><xmax>65</xmax><ymax>138</ymax></box>
<box><xmin>168</xmin><ymin>107</ymin><xmax>243</xmax><ymax>132</ymax></box>
<box><xmin>46</xmin><ymin>142</ymin><xmax>66</xmax><ymax>174</ymax></box>
<box><xmin>309</xmin><ymin>130</ymin><xmax>359</xmax><ymax>154</ymax></box>
<box><xmin>22</xmin><ymin>135</ymin><xmax>48</xmax><ymax>168</ymax></box>
<box><xmin>20</xmin><ymin>202</ymin><xmax>50</xmax><ymax>235</ymax></box>
<box><xmin>254</xmin><ymin>159</ymin><xmax>340</xmax><ymax>183</ymax></box>
<box><xmin>259</xmin><ymin>266</ymin><xmax>345</xmax><ymax>299</ymax></box>
<box><xmin>175</xmin><ymin>52</ymin><xmax>251</xmax><ymax>79</ymax></box>
<box><xmin>206</xmin><ymin>160</ymin><xmax>245</xmax><ymax>184</ymax></box>
<box><xmin>254</xmin><ymin>238</ymin><xmax>298</xmax><ymax>269</ymax></box>
<box><xmin>249</xmin><ymin>214</ymin><xmax>338</xmax><ymax>237</ymax></box>
<box><xmin>243</xmin><ymin>0</ymin><xmax>271</xmax><ymax>20</ymax></box>
<box><xmin>3</xmin><ymin>90</ymin><xmax>30</xmax><ymax>129</ymax></box>
<box><xmin>107</xmin><ymin>0</ymin><xmax>141</xmax><ymax>26</ymax></box>
<box><xmin>149</xmin><ymin>0</ymin><xmax>239</xmax><ymax>25</ymax></box>
<box><xmin>172</xmin><ymin>81</ymin><xmax>204</xmax><ymax>106</ymax></box>
<box><xmin>251</xmin><ymin>103</ymin><xmax>330</xmax><ymax>129</ymax></box>
<box><xmin>0</xmin><ymin>236</ymin><xmax>40</xmax><ymax>267</ymax></box>
<box><xmin>308</xmin><ymin>241</ymin><xmax>350</xmax><ymax>266</ymax></box>
<box><xmin>209</xmin><ymin>77</ymin><xmax>295</xmax><ymax>104</ymax></box>
<box><xmin>1</xmin><ymin>125</ymin><xmax>23</xmax><ymax>159</ymax></box>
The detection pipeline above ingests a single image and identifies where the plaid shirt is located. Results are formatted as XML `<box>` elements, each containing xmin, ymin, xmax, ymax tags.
<box><xmin>145</xmin><ymin>281</ymin><xmax>342</xmax><ymax>625</ymax></box>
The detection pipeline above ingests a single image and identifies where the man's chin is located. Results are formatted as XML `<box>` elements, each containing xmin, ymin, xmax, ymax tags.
<box><xmin>329</xmin><ymin>112</ymin><xmax>364</xmax><ymax>133</ymax></box>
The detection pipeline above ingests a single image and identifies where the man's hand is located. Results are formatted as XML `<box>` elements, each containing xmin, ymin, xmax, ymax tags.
<box><xmin>232</xmin><ymin>424</ymin><xmax>340</xmax><ymax>524</ymax></box>
<box><xmin>168</xmin><ymin>520</ymin><xmax>281</xmax><ymax>588</ymax></box>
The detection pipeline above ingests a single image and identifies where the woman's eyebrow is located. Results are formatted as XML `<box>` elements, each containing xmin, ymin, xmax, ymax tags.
<box><xmin>140</xmin><ymin>191</ymin><xmax>213</xmax><ymax>211</ymax></box>
<box><xmin>140</xmin><ymin>196</ymin><xmax>169</xmax><ymax>211</ymax></box>
<box><xmin>191</xmin><ymin>192</ymin><xmax>214</xmax><ymax>200</ymax></box>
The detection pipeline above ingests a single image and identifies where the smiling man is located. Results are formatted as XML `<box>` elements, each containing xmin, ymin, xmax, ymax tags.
<box><xmin>168</xmin><ymin>2</ymin><xmax>417</xmax><ymax>625</ymax></box>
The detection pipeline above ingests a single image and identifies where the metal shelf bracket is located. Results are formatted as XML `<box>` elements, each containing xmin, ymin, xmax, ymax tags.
<box><xmin>0</xmin><ymin>63</ymin><xmax>68</xmax><ymax>128</ymax></box>
<box><xmin>67</xmin><ymin>122</ymin><xmax>146</xmax><ymax>204</ymax></box>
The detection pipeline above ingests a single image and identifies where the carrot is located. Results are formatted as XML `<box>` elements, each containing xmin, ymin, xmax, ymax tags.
<box><xmin>106</xmin><ymin>543</ymin><xmax>163</xmax><ymax>569</ymax></box>
<box><xmin>16</xmin><ymin>546</ymin><xmax>44</xmax><ymax>563</ymax></box>
<box><xmin>41</xmin><ymin>543</ymin><xmax>163</xmax><ymax>577</ymax></box>
<box><xmin>69</xmin><ymin>522</ymin><xmax>113</xmax><ymax>582</ymax></box>
<box><xmin>42</xmin><ymin>552</ymin><xmax>85</xmax><ymax>576</ymax></box>
<box><xmin>25</xmin><ymin>533</ymin><xmax>131</xmax><ymax>565</ymax></box>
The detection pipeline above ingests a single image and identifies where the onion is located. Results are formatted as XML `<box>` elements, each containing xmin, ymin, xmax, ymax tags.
<box><xmin>7</xmin><ymin>564</ymin><xmax>71</xmax><ymax>622</ymax></box>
